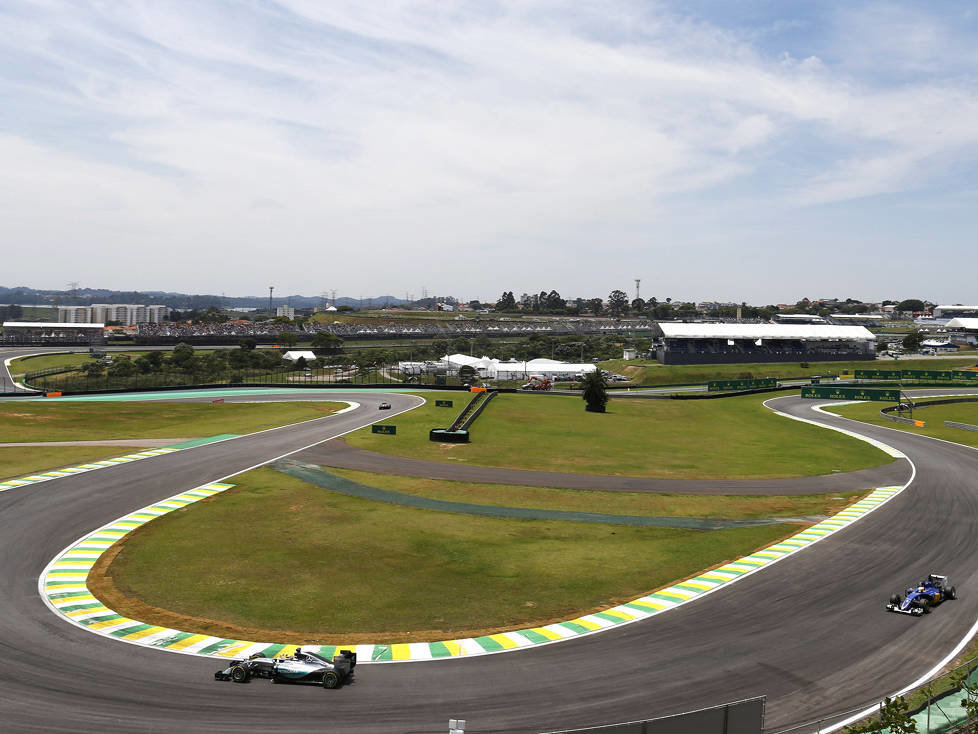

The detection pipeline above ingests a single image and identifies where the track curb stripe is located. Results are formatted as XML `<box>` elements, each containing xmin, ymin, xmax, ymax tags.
<box><xmin>1</xmin><ymin>448</ymin><xmax>179</xmax><ymax>493</ymax></box>
<box><xmin>40</xmin><ymin>471</ymin><xmax>908</xmax><ymax>663</ymax></box>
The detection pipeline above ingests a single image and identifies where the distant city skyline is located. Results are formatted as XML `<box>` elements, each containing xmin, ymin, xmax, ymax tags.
<box><xmin>2</xmin><ymin>2</ymin><xmax>976</xmax><ymax>302</ymax></box>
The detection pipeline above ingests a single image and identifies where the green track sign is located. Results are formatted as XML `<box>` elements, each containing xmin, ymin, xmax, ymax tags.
<box><xmin>801</xmin><ymin>386</ymin><xmax>901</xmax><ymax>402</ymax></box>
<box><xmin>707</xmin><ymin>377</ymin><xmax>778</xmax><ymax>392</ymax></box>
<box><xmin>902</xmin><ymin>369</ymin><xmax>954</xmax><ymax>381</ymax></box>
<box><xmin>371</xmin><ymin>424</ymin><xmax>397</xmax><ymax>435</ymax></box>
<box><xmin>435</xmin><ymin>400</ymin><xmax>454</xmax><ymax>407</ymax></box>
<box><xmin>854</xmin><ymin>369</ymin><xmax>902</xmax><ymax>380</ymax></box>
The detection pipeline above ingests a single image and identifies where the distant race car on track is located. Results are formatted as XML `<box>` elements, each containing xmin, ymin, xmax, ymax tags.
<box><xmin>215</xmin><ymin>648</ymin><xmax>356</xmax><ymax>688</ymax></box>
<box><xmin>378</xmin><ymin>401</ymin><xmax>391</xmax><ymax>410</ymax></box>
<box><xmin>887</xmin><ymin>574</ymin><xmax>956</xmax><ymax>616</ymax></box>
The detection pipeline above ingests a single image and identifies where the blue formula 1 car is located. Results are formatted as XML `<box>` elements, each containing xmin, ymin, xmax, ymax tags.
<box><xmin>887</xmin><ymin>574</ymin><xmax>957</xmax><ymax>616</ymax></box>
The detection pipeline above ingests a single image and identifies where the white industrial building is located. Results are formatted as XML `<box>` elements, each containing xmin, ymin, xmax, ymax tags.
<box><xmin>59</xmin><ymin>304</ymin><xmax>169</xmax><ymax>325</ymax></box>
<box><xmin>946</xmin><ymin>318</ymin><xmax>978</xmax><ymax>345</ymax></box>
<box><xmin>398</xmin><ymin>354</ymin><xmax>597</xmax><ymax>381</ymax></box>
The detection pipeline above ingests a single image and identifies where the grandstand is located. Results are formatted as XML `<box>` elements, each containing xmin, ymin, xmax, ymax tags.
<box><xmin>934</xmin><ymin>305</ymin><xmax>978</xmax><ymax>319</ymax></box>
<box><xmin>653</xmin><ymin>323</ymin><xmax>876</xmax><ymax>365</ymax></box>
<box><xmin>1</xmin><ymin>321</ymin><xmax>106</xmax><ymax>345</ymax></box>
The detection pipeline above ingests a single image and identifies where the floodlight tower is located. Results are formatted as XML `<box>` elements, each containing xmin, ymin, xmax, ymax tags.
<box><xmin>634</xmin><ymin>278</ymin><xmax>641</xmax><ymax>302</ymax></box>
<box><xmin>268</xmin><ymin>286</ymin><xmax>274</xmax><ymax>314</ymax></box>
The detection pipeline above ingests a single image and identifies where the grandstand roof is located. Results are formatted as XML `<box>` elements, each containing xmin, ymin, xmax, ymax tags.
<box><xmin>2</xmin><ymin>322</ymin><xmax>105</xmax><ymax>329</ymax></box>
<box><xmin>947</xmin><ymin>318</ymin><xmax>978</xmax><ymax>330</ymax></box>
<box><xmin>656</xmin><ymin>322</ymin><xmax>875</xmax><ymax>341</ymax></box>
<box><xmin>830</xmin><ymin>313</ymin><xmax>885</xmax><ymax>320</ymax></box>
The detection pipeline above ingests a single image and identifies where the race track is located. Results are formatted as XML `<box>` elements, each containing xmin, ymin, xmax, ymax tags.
<box><xmin>1</xmin><ymin>389</ymin><xmax>977</xmax><ymax>733</ymax></box>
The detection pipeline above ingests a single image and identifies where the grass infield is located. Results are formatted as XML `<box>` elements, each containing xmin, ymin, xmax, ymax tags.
<box><xmin>0</xmin><ymin>401</ymin><xmax>344</xmax><ymax>443</ymax></box>
<box><xmin>345</xmin><ymin>392</ymin><xmax>893</xmax><ymax>479</ymax></box>
<box><xmin>93</xmin><ymin>467</ymin><xmax>820</xmax><ymax>642</ymax></box>
<box><xmin>825</xmin><ymin>400</ymin><xmax>978</xmax><ymax>449</ymax></box>
<box><xmin>0</xmin><ymin>445</ymin><xmax>154</xmax><ymax>481</ymax></box>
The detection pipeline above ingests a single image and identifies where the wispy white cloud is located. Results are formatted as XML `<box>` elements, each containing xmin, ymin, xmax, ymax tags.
<box><xmin>1</xmin><ymin>1</ymin><xmax>976</xmax><ymax>300</ymax></box>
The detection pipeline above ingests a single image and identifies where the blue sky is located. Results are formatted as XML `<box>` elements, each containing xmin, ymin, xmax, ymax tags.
<box><xmin>1</xmin><ymin>1</ymin><xmax>976</xmax><ymax>304</ymax></box>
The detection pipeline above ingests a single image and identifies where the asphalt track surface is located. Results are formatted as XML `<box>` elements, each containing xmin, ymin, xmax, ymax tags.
<box><xmin>302</xmin><ymin>439</ymin><xmax>909</xmax><ymax>495</ymax></box>
<box><xmin>2</xmin><ymin>389</ymin><xmax>978</xmax><ymax>733</ymax></box>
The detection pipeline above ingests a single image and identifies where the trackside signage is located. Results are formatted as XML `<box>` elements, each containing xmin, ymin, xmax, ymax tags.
<box><xmin>371</xmin><ymin>424</ymin><xmax>397</xmax><ymax>435</ymax></box>
<box><xmin>435</xmin><ymin>400</ymin><xmax>454</xmax><ymax>407</ymax></box>
<box><xmin>854</xmin><ymin>369</ymin><xmax>902</xmax><ymax>380</ymax></box>
<box><xmin>801</xmin><ymin>386</ymin><xmax>901</xmax><ymax>402</ymax></box>
<box><xmin>707</xmin><ymin>377</ymin><xmax>778</xmax><ymax>392</ymax></box>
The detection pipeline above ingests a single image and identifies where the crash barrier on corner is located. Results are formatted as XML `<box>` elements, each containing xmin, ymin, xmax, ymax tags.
<box><xmin>707</xmin><ymin>377</ymin><xmax>778</xmax><ymax>392</ymax></box>
<box><xmin>880</xmin><ymin>396</ymin><xmax>978</xmax><ymax>429</ymax></box>
<box><xmin>540</xmin><ymin>696</ymin><xmax>764</xmax><ymax>734</ymax></box>
<box><xmin>946</xmin><ymin>420</ymin><xmax>978</xmax><ymax>432</ymax></box>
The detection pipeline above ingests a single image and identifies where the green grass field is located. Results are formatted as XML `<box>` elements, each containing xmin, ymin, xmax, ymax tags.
<box><xmin>0</xmin><ymin>445</ymin><xmax>154</xmax><ymax>481</ymax></box>
<box><xmin>597</xmin><ymin>356</ymin><xmax>978</xmax><ymax>386</ymax></box>
<box><xmin>826</xmin><ymin>400</ymin><xmax>978</xmax><ymax>449</ymax></box>
<box><xmin>345</xmin><ymin>393</ymin><xmax>892</xmax><ymax>478</ymax></box>
<box><xmin>8</xmin><ymin>351</ymin><xmax>153</xmax><ymax>374</ymax></box>
<box><xmin>97</xmin><ymin>467</ymin><xmax>805</xmax><ymax>642</ymax></box>
<box><xmin>0</xmin><ymin>401</ymin><xmax>343</xmax><ymax>442</ymax></box>
<box><xmin>324</xmin><ymin>467</ymin><xmax>863</xmax><ymax>518</ymax></box>
<box><xmin>9</xmin><ymin>350</ymin><xmax>225</xmax><ymax>375</ymax></box>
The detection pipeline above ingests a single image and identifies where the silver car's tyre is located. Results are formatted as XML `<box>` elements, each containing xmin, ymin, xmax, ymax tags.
<box><xmin>230</xmin><ymin>665</ymin><xmax>250</xmax><ymax>683</ymax></box>
<box><xmin>322</xmin><ymin>671</ymin><xmax>341</xmax><ymax>689</ymax></box>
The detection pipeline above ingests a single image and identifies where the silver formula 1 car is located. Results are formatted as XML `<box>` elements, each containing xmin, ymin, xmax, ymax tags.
<box><xmin>215</xmin><ymin>648</ymin><xmax>356</xmax><ymax>688</ymax></box>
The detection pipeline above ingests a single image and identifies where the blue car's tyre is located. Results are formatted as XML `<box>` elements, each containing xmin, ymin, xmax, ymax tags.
<box><xmin>949</xmin><ymin>586</ymin><xmax>957</xmax><ymax>600</ymax></box>
<box><xmin>889</xmin><ymin>594</ymin><xmax>901</xmax><ymax>606</ymax></box>
<box><xmin>919</xmin><ymin>599</ymin><xmax>931</xmax><ymax>614</ymax></box>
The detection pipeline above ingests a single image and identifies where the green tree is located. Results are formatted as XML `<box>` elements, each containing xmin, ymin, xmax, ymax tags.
<box><xmin>108</xmin><ymin>359</ymin><xmax>136</xmax><ymax>378</ymax></box>
<box><xmin>631</xmin><ymin>297</ymin><xmax>646</xmax><ymax>313</ymax></box>
<box><xmin>171</xmin><ymin>342</ymin><xmax>195</xmax><ymax>366</ymax></box>
<box><xmin>897</xmin><ymin>299</ymin><xmax>926</xmax><ymax>313</ymax></box>
<box><xmin>82</xmin><ymin>361</ymin><xmax>104</xmax><ymax>378</ymax></box>
<box><xmin>608</xmin><ymin>290</ymin><xmax>629</xmax><ymax>316</ymax></box>
<box><xmin>587</xmin><ymin>298</ymin><xmax>603</xmax><ymax>316</ymax></box>
<box><xmin>903</xmin><ymin>330</ymin><xmax>923</xmax><ymax>352</ymax></box>
<box><xmin>873</xmin><ymin>696</ymin><xmax>917</xmax><ymax>733</ymax></box>
<box><xmin>581</xmin><ymin>369</ymin><xmax>608</xmax><ymax>413</ymax></box>
<box><xmin>495</xmin><ymin>291</ymin><xmax>516</xmax><ymax>311</ymax></box>
<box><xmin>311</xmin><ymin>332</ymin><xmax>344</xmax><ymax>351</ymax></box>
<box><xmin>134</xmin><ymin>351</ymin><xmax>164</xmax><ymax>374</ymax></box>
<box><xmin>278</xmin><ymin>331</ymin><xmax>299</xmax><ymax>348</ymax></box>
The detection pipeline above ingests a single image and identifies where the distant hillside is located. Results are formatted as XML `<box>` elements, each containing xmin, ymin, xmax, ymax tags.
<box><xmin>0</xmin><ymin>286</ymin><xmax>410</xmax><ymax>311</ymax></box>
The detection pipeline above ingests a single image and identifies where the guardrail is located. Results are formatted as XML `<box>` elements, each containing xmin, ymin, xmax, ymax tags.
<box><xmin>946</xmin><ymin>420</ymin><xmax>978</xmax><ymax>432</ymax></box>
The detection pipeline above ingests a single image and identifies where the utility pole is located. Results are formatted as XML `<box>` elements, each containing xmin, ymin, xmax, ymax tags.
<box><xmin>634</xmin><ymin>278</ymin><xmax>641</xmax><ymax>302</ymax></box>
<box><xmin>268</xmin><ymin>286</ymin><xmax>274</xmax><ymax>315</ymax></box>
